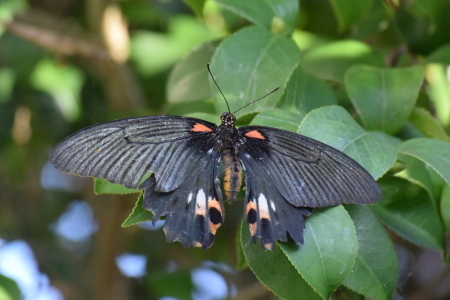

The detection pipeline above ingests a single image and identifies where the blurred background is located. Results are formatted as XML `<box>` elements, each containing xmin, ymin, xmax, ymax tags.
<box><xmin>1</xmin><ymin>0</ymin><xmax>450</xmax><ymax>299</ymax></box>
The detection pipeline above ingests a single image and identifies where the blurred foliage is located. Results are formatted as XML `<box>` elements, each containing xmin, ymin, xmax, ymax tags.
<box><xmin>1</xmin><ymin>0</ymin><xmax>450</xmax><ymax>299</ymax></box>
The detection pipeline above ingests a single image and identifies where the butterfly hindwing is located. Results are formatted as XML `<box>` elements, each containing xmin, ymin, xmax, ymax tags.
<box><xmin>238</xmin><ymin>126</ymin><xmax>381</xmax><ymax>208</ymax></box>
<box><xmin>50</xmin><ymin>116</ymin><xmax>218</xmax><ymax>191</ymax></box>
<box><xmin>239</xmin><ymin>150</ymin><xmax>312</xmax><ymax>249</ymax></box>
<box><xmin>140</xmin><ymin>152</ymin><xmax>223</xmax><ymax>249</ymax></box>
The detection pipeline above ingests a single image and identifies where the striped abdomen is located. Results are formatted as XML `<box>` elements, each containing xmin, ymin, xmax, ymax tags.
<box><xmin>221</xmin><ymin>149</ymin><xmax>242</xmax><ymax>203</ymax></box>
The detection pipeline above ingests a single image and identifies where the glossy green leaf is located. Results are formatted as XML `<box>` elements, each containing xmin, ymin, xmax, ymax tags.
<box><xmin>298</xmin><ymin>106</ymin><xmax>397</xmax><ymax>179</ymax></box>
<box><xmin>440</xmin><ymin>184</ymin><xmax>450</xmax><ymax>233</ymax></box>
<box><xmin>182</xmin><ymin>0</ymin><xmax>206</xmax><ymax>17</ymax></box>
<box><xmin>280</xmin><ymin>206</ymin><xmax>358</xmax><ymax>300</ymax></box>
<box><xmin>94</xmin><ymin>178</ymin><xmax>140</xmax><ymax>195</ymax></box>
<box><xmin>396</xmin><ymin>154</ymin><xmax>438</xmax><ymax>203</ymax></box>
<box><xmin>329</xmin><ymin>0</ymin><xmax>373</xmax><ymax>32</ymax></box>
<box><xmin>277</xmin><ymin>65</ymin><xmax>337</xmax><ymax>116</ymax></box>
<box><xmin>250</xmin><ymin>108</ymin><xmax>302</xmax><ymax>132</ymax></box>
<box><xmin>210</xmin><ymin>26</ymin><xmax>300</xmax><ymax>117</ymax></box>
<box><xmin>371</xmin><ymin>176</ymin><xmax>445</xmax><ymax>250</ymax></box>
<box><xmin>215</xmin><ymin>0</ymin><xmax>298</xmax><ymax>35</ymax></box>
<box><xmin>343</xmin><ymin>205</ymin><xmax>398</xmax><ymax>300</ymax></box>
<box><xmin>240</xmin><ymin>221</ymin><xmax>321</xmax><ymax>300</ymax></box>
<box><xmin>122</xmin><ymin>194</ymin><xmax>154</xmax><ymax>227</ymax></box>
<box><xmin>0</xmin><ymin>274</ymin><xmax>21</xmax><ymax>300</ymax></box>
<box><xmin>346</xmin><ymin>65</ymin><xmax>424</xmax><ymax>134</ymax></box>
<box><xmin>408</xmin><ymin>107</ymin><xmax>450</xmax><ymax>141</ymax></box>
<box><xmin>167</xmin><ymin>42</ymin><xmax>217</xmax><ymax>103</ymax></box>
<box><xmin>398</xmin><ymin>138</ymin><xmax>450</xmax><ymax>185</ymax></box>
<box><xmin>301</xmin><ymin>40</ymin><xmax>384</xmax><ymax>82</ymax></box>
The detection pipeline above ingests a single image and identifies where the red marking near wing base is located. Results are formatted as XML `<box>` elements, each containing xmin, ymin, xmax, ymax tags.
<box><xmin>245</xmin><ymin>130</ymin><xmax>265</xmax><ymax>139</ymax></box>
<box><xmin>191</xmin><ymin>123</ymin><xmax>213</xmax><ymax>132</ymax></box>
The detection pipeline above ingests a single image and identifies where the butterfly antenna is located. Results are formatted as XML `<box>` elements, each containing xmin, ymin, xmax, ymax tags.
<box><xmin>207</xmin><ymin>63</ymin><xmax>231</xmax><ymax>114</ymax></box>
<box><xmin>232</xmin><ymin>87</ymin><xmax>279</xmax><ymax>114</ymax></box>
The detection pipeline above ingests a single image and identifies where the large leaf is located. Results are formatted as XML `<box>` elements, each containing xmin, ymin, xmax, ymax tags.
<box><xmin>371</xmin><ymin>176</ymin><xmax>445</xmax><ymax>250</ymax></box>
<box><xmin>250</xmin><ymin>108</ymin><xmax>302</xmax><ymax>132</ymax></box>
<box><xmin>298</xmin><ymin>106</ymin><xmax>397</xmax><ymax>180</ymax></box>
<box><xmin>215</xmin><ymin>0</ymin><xmax>298</xmax><ymax>35</ymax></box>
<box><xmin>398</xmin><ymin>138</ymin><xmax>450</xmax><ymax>185</ymax></box>
<box><xmin>167</xmin><ymin>42</ymin><xmax>217</xmax><ymax>103</ymax></box>
<box><xmin>346</xmin><ymin>65</ymin><xmax>424</xmax><ymax>134</ymax></box>
<box><xmin>329</xmin><ymin>0</ymin><xmax>373</xmax><ymax>32</ymax></box>
<box><xmin>280</xmin><ymin>206</ymin><xmax>358</xmax><ymax>300</ymax></box>
<box><xmin>301</xmin><ymin>40</ymin><xmax>384</xmax><ymax>82</ymax></box>
<box><xmin>343</xmin><ymin>206</ymin><xmax>398</xmax><ymax>300</ymax></box>
<box><xmin>210</xmin><ymin>26</ymin><xmax>300</xmax><ymax>117</ymax></box>
<box><xmin>277</xmin><ymin>65</ymin><xmax>337</xmax><ymax>116</ymax></box>
<box><xmin>240</xmin><ymin>221</ymin><xmax>321</xmax><ymax>300</ymax></box>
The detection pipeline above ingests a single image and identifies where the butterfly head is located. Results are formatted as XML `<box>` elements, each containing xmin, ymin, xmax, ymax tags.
<box><xmin>220</xmin><ymin>112</ymin><xmax>236</xmax><ymax>127</ymax></box>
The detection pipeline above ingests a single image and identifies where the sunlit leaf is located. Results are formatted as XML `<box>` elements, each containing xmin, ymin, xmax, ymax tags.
<box><xmin>371</xmin><ymin>176</ymin><xmax>445</xmax><ymax>250</ymax></box>
<box><xmin>94</xmin><ymin>178</ymin><xmax>140</xmax><ymax>195</ymax></box>
<box><xmin>280</xmin><ymin>206</ymin><xmax>358</xmax><ymax>300</ymax></box>
<box><xmin>210</xmin><ymin>26</ymin><xmax>300</xmax><ymax>117</ymax></box>
<box><xmin>122</xmin><ymin>194</ymin><xmax>153</xmax><ymax>227</ymax></box>
<box><xmin>398</xmin><ymin>138</ymin><xmax>450</xmax><ymax>185</ymax></box>
<box><xmin>441</xmin><ymin>184</ymin><xmax>450</xmax><ymax>234</ymax></box>
<box><xmin>408</xmin><ymin>107</ymin><xmax>450</xmax><ymax>141</ymax></box>
<box><xmin>298</xmin><ymin>106</ymin><xmax>397</xmax><ymax>179</ymax></box>
<box><xmin>425</xmin><ymin>64</ymin><xmax>450</xmax><ymax>127</ymax></box>
<box><xmin>240</xmin><ymin>221</ymin><xmax>321</xmax><ymax>299</ymax></box>
<box><xmin>343</xmin><ymin>205</ymin><xmax>398</xmax><ymax>300</ymax></box>
<box><xmin>346</xmin><ymin>65</ymin><xmax>424</xmax><ymax>134</ymax></box>
<box><xmin>301</xmin><ymin>40</ymin><xmax>384</xmax><ymax>82</ymax></box>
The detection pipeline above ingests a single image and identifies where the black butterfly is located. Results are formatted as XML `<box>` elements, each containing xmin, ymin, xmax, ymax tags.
<box><xmin>50</xmin><ymin>65</ymin><xmax>381</xmax><ymax>250</ymax></box>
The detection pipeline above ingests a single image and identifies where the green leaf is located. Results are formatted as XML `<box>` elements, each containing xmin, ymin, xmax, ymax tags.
<box><xmin>301</xmin><ymin>40</ymin><xmax>384</xmax><ymax>82</ymax></box>
<box><xmin>408</xmin><ymin>107</ymin><xmax>450</xmax><ymax>141</ymax></box>
<box><xmin>277</xmin><ymin>65</ymin><xmax>337</xmax><ymax>116</ymax></box>
<box><xmin>298</xmin><ymin>106</ymin><xmax>397</xmax><ymax>180</ymax></box>
<box><xmin>122</xmin><ymin>194</ymin><xmax>154</xmax><ymax>227</ymax></box>
<box><xmin>148</xmin><ymin>269</ymin><xmax>193</xmax><ymax>300</ymax></box>
<box><xmin>425</xmin><ymin>42</ymin><xmax>450</xmax><ymax>64</ymax></box>
<box><xmin>441</xmin><ymin>184</ymin><xmax>450</xmax><ymax>233</ymax></box>
<box><xmin>346</xmin><ymin>65</ymin><xmax>424</xmax><ymax>134</ymax></box>
<box><xmin>182</xmin><ymin>0</ymin><xmax>206</xmax><ymax>17</ymax></box>
<box><xmin>396</xmin><ymin>154</ymin><xmax>438</xmax><ymax>203</ymax></box>
<box><xmin>398</xmin><ymin>138</ymin><xmax>450</xmax><ymax>185</ymax></box>
<box><xmin>0</xmin><ymin>274</ymin><xmax>21</xmax><ymax>300</ymax></box>
<box><xmin>94</xmin><ymin>178</ymin><xmax>140</xmax><ymax>195</ymax></box>
<box><xmin>250</xmin><ymin>108</ymin><xmax>302</xmax><ymax>132</ymax></box>
<box><xmin>215</xmin><ymin>0</ymin><xmax>298</xmax><ymax>35</ymax></box>
<box><xmin>240</xmin><ymin>221</ymin><xmax>321</xmax><ymax>300</ymax></box>
<box><xmin>425</xmin><ymin>64</ymin><xmax>450</xmax><ymax>127</ymax></box>
<box><xmin>329</xmin><ymin>0</ymin><xmax>373</xmax><ymax>32</ymax></box>
<box><xmin>210</xmin><ymin>26</ymin><xmax>300</xmax><ymax>117</ymax></box>
<box><xmin>280</xmin><ymin>206</ymin><xmax>358</xmax><ymax>300</ymax></box>
<box><xmin>371</xmin><ymin>176</ymin><xmax>445</xmax><ymax>250</ymax></box>
<box><xmin>343</xmin><ymin>206</ymin><xmax>398</xmax><ymax>300</ymax></box>
<box><xmin>167</xmin><ymin>42</ymin><xmax>217</xmax><ymax>103</ymax></box>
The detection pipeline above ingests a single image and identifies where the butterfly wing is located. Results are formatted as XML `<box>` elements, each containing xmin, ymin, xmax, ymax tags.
<box><xmin>237</xmin><ymin>126</ymin><xmax>381</xmax><ymax>208</ymax></box>
<box><xmin>140</xmin><ymin>152</ymin><xmax>223</xmax><ymax>249</ymax></box>
<box><xmin>50</xmin><ymin>116</ymin><xmax>218</xmax><ymax>192</ymax></box>
<box><xmin>239</xmin><ymin>150</ymin><xmax>312</xmax><ymax>249</ymax></box>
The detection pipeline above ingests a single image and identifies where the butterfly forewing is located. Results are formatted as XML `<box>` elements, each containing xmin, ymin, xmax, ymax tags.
<box><xmin>50</xmin><ymin>116</ymin><xmax>218</xmax><ymax>191</ymax></box>
<box><xmin>237</xmin><ymin>126</ymin><xmax>381</xmax><ymax>208</ymax></box>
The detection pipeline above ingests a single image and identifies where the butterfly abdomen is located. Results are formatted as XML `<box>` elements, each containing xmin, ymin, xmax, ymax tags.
<box><xmin>222</xmin><ymin>149</ymin><xmax>242</xmax><ymax>203</ymax></box>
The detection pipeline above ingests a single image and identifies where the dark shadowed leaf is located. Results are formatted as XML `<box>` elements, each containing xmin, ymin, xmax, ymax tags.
<box><xmin>329</xmin><ymin>0</ymin><xmax>373</xmax><ymax>32</ymax></box>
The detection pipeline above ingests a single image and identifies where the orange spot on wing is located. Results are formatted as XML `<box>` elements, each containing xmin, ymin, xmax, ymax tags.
<box><xmin>209</xmin><ymin>221</ymin><xmax>221</xmax><ymax>235</ymax></box>
<box><xmin>245</xmin><ymin>130</ymin><xmax>265</xmax><ymax>139</ymax></box>
<box><xmin>191</xmin><ymin>123</ymin><xmax>213</xmax><ymax>132</ymax></box>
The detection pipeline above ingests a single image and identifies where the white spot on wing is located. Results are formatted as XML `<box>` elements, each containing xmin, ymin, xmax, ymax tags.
<box><xmin>187</xmin><ymin>193</ymin><xmax>193</xmax><ymax>204</ymax></box>
<box><xmin>258</xmin><ymin>194</ymin><xmax>270</xmax><ymax>217</ymax></box>
<box><xmin>270</xmin><ymin>200</ymin><xmax>276</xmax><ymax>212</ymax></box>
<box><xmin>195</xmin><ymin>189</ymin><xmax>207</xmax><ymax>215</ymax></box>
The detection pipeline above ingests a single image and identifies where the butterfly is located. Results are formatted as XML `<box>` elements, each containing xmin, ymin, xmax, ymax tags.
<box><xmin>50</xmin><ymin>64</ymin><xmax>381</xmax><ymax>250</ymax></box>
